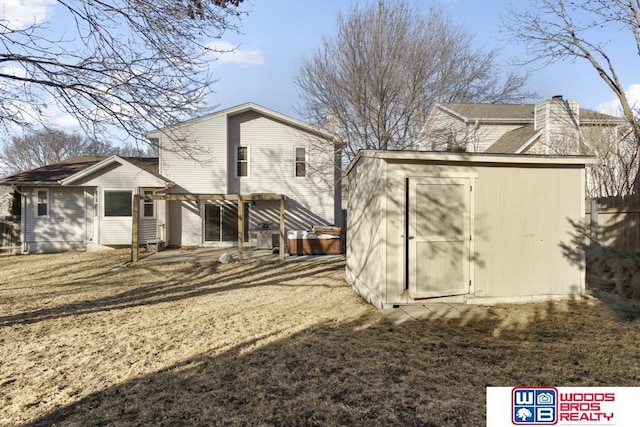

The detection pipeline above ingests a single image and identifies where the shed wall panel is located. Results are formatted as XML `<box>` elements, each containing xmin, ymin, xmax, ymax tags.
<box><xmin>345</xmin><ymin>156</ymin><xmax>387</xmax><ymax>307</ymax></box>
<box><xmin>380</xmin><ymin>158</ymin><xmax>584</xmax><ymax>304</ymax></box>
<box><xmin>473</xmin><ymin>166</ymin><xmax>583</xmax><ymax>297</ymax></box>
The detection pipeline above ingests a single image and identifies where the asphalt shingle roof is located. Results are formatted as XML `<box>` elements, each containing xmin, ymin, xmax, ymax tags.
<box><xmin>440</xmin><ymin>102</ymin><xmax>623</xmax><ymax>122</ymax></box>
<box><xmin>0</xmin><ymin>156</ymin><xmax>161</xmax><ymax>184</ymax></box>
<box><xmin>485</xmin><ymin>125</ymin><xmax>540</xmax><ymax>154</ymax></box>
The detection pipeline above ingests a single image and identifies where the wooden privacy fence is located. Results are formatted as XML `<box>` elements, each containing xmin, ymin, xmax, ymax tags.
<box><xmin>587</xmin><ymin>195</ymin><xmax>640</xmax><ymax>252</ymax></box>
<box><xmin>0</xmin><ymin>218</ymin><xmax>20</xmax><ymax>253</ymax></box>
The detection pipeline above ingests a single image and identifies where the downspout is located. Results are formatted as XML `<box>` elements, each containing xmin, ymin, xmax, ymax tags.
<box><xmin>11</xmin><ymin>185</ymin><xmax>28</xmax><ymax>254</ymax></box>
<box><xmin>94</xmin><ymin>188</ymin><xmax>99</xmax><ymax>245</ymax></box>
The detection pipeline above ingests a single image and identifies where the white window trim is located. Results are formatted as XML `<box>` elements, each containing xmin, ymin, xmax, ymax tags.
<box><xmin>103</xmin><ymin>189</ymin><xmax>133</xmax><ymax>218</ymax></box>
<box><xmin>294</xmin><ymin>146</ymin><xmax>307</xmax><ymax>178</ymax></box>
<box><xmin>235</xmin><ymin>145</ymin><xmax>250</xmax><ymax>178</ymax></box>
<box><xmin>35</xmin><ymin>188</ymin><xmax>49</xmax><ymax>218</ymax></box>
<box><xmin>142</xmin><ymin>189</ymin><xmax>155</xmax><ymax>219</ymax></box>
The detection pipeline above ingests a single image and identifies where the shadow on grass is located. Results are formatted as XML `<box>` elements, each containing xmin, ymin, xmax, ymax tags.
<box><xmin>23</xmin><ymin>298</ymin><xmax>640</xmax><ymax>427</ymax></box>
<box><xmin>560</xmin><ymin>218</ymin><xmax>640</xmax><ymax>321</ymax></box>
<box><xmin>0</xmin><ymin>258</ymin><xmax>345</xmax><ymax>328</ymax></box>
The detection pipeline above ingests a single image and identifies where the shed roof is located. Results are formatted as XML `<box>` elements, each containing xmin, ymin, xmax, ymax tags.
<box><xmin>345</xmin><ymin>150</ymin><xmax>594</xmax><ymax>175</ymax></box>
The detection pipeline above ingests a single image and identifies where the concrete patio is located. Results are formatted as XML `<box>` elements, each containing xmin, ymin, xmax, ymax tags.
<box><xmin>139</xmin><ymin>246</ymin><xmax>344</xmax><ymax>263</ymax></box>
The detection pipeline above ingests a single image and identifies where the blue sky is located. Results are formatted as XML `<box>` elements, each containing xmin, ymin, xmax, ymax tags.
<box><xmin>209</xmin><ymin>0</ymin><xmax>638</xmax><ymax>118</ymax></box>
<box><xmin>2</xmin><ymin>0</ymin><xmax>637</xmax><ymax>130</ymax></box>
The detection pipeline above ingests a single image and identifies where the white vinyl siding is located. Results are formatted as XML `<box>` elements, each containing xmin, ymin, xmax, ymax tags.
<box><xmin>472</xmin><ymin>124</ymin><xmax>525</xmax><ymax>152</ymax></box>
<box><xmin>168</xmin><ymin>200</ymin><xmax>202</xmax><ymax>246</ymax></box>
<box><xmin>226</xmin><ymin>111</ymin><xmax>334</xmax><ymax>226</ymax></box>
<box><xmin>155</xmin><ymin>114</ymin><xmax>228</xmax><ymax>193</ymax></box>
<box><xmin>150</xmin><ymin>105</ymin><xmax>338</xmax><ymax>247</ymax></box>
<box><xmin>24</xmin><ymin>187</ymin><xmax>89</xmax><ymax>253</ymax></box>
<box><xmin>420</xmin><ymin>108</ymin><xmax>528</xmax><ymax>153</ymax></box>
<box><xmin>73</xmin><ymin>161</ymin><xmax>166</xmax><ymax>246</ymax></box>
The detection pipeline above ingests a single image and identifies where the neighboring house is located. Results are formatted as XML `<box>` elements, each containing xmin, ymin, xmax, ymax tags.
<box><xmin>0</xmin><ymin>103</ymin><xmax>340</xmax><ymax>254</ymax></box>
<box><xmin>418</xmin><ymin>95</ymin><xmax>625</xmax><ymax>155</ymax></box>
<box><xmin>418</xmin><ymin>96</ymin><xmax>628</xmax><ymax>197</ymax></box>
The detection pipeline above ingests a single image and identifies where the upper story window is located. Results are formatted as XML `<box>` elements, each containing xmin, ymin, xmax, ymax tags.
<box><xmin>295</xmin><ymin>147</ymin><xmax>306</xmax><ymax>177</ymax></box>
<box><xmin>104</xmin><ymin>190</ymin><xmax>132</xmax><ymax>217</ymax></box>
<box><xmin>237</xmin><ymin>146</ymin><xmax>249</xmax><ymax>177</ymax></box>
<box><xmin>36</xmin><ymin>189</ymin><xmax>48</xmax><ymax>217</ymax></box>
<box><xmin>143</xmin><ymin>190</ymin><xmax>154</xmax><ymax>218</ymax></box>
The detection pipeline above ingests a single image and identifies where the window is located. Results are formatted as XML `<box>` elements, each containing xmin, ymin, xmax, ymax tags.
<box><xmin>104</xmin><ymin>190</ymin><xmax>132</xmax><ymax>217</ymax></box>
<box><xmin>295</xmin><ymin>147</ymin><xmax>306</xmax><ymax>177</ymax></box>
<box><xmin>237</xmin><ymin>146</ymin><xmax>249</xmax><ymax>177</ymax></box>
<box><xmin>36</xmin><ymin>189</ymin><xmax>48</xmax><ymax>217</ymax></box>
<box><xmin>143</xmin><ymin>190</ymin><xmax>154</xmax><ymax>218</ymax></box>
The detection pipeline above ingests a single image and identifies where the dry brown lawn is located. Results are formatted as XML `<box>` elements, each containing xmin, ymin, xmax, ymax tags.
<box><xmin>0</xmin><ymin>250</ymin><xmax>639</xmax><ymax>427</ymax></box>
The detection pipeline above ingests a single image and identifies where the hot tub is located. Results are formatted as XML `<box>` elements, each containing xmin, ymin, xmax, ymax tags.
<box><xmin>287</xmin><ymin>230</ymin><xmax>342</xmax><ymax>255</ymax></box>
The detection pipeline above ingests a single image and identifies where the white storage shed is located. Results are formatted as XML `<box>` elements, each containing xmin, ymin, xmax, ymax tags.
<box><xmin>345</xmin><ymin>150</ymin><xmax>591</xmax><ymax>308</ymax></box>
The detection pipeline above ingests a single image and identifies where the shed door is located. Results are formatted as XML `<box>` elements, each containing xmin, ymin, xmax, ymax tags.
<box><xmin>408</xmin><ymin>177</ymin><xmax>471</xmax><ymax>298</ymax></box>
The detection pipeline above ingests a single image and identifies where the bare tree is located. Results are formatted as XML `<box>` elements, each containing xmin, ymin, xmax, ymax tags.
<box><xmin>0</xmin><ymin>0</ymin><xmax>244</xmax><ymax>147</ymax></box>
<box><xmin>295</xmin><ymin>1</ymin><xmax>530</xmax><ymax>163</ymax></box>
<box><xmin>585</xmin><ymin>129</ymin><xmax>640</xmax><ymax>197</ymax></box>
<box><xmin>507</xmin><ymin>0</ymin><xmax>640</xmax><ymax>188</ymax></box>
<box><xmin>116</xmin><ymin>141</ymin><xmax>159</xmax><ymax>158</ymax></box>
<box><xmin>0</xmin><ymin>129</ymin><xmax>115</xmax><ymax>175</ymax></box>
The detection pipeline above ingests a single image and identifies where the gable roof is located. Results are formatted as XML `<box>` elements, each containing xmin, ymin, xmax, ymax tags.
<box><xmin>485</xmin><ymin>125</ymin><xmax>542</xmax><ymax>154</ymax></box>
<box><xmin>438</xmin><ymin>102</ymin><xmax>624</xmax><ymax>124</ymax></box>
<box><xmin>146</xmin><ymin>102</ymin><xmax>333</xmax><ymax>140</ymax></box>
<box><xmin>0</xmin><ymin>156</ymin><xmax>170</xmax><ymax>186</ymax></box>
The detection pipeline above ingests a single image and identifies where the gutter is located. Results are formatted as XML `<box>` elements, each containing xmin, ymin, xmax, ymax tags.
<box><xmin>2</xmin><ymin>181</ymin><xmax>61</xmax><ymax>186</ymax></box>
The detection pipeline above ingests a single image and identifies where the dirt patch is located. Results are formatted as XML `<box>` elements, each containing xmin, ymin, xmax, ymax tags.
<box><xmin>1</xmin><ymin>251</ymin><xmax>639</xmax><ymax>426</ymax></box>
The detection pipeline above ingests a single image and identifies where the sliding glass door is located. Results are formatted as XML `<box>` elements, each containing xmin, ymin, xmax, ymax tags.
<box><xmin>204</xmin><ymin>203</ymin><xmax>249</xmax><ymax>243</ymax></box>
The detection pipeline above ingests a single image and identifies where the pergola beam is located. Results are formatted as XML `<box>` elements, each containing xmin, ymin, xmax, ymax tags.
<box><xmin>131</xmin><ymin>193</ymin><xmax>286</xmax><ymax>263</ymax></box>
<box><xmin>137</xmin><ymin>193</ymin><xmax>285</xmax><ymax>202</ymax></box>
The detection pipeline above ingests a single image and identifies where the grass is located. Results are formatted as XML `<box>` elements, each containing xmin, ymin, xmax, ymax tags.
<box><xmin>0</xmin><ymin>250</ymin><xmax>639</xmax><ymax>426</ymax></box>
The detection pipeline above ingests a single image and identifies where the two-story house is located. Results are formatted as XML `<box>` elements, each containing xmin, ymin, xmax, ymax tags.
<box><xmin>418</xmin><ymin>95</ymin><xmax>625</xmax><ymax>155</ymax></box>
<box><xmin>0</xmin><ymin>103</ymin><xmax>340</xmax><ymax>254</ymax></box>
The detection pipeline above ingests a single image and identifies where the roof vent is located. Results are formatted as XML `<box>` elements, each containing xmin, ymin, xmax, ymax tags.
<box><xmin>552</xmin><ymin>95</ymin><xmax>563</xmax><ymax>100</ymax></box>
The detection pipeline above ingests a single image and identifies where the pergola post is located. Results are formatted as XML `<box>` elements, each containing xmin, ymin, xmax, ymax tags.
<box><xmin>279</xmin><ymin>196</ymin><xmax>285</xmax><ymax>261</ymax></box>
<box><xmin>131</xmin><ymin>194</ymin><xmax>140</xmax><ymax>262</ymax></box>
<box><xmin>238</xmin><ymin>197</ymin><xmax>244</xmax><ymax>261</ymax></box>
<box><xmin>129</xmin><ymin>192</ymin><xmax>286</xmax><ymax>263</ymax></box>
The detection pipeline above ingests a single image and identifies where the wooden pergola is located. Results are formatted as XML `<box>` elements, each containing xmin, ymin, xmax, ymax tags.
<box><xmin>131</xmin><ymin>193</ymin><xmax>287</xmax><ymax>262</ymax></box>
